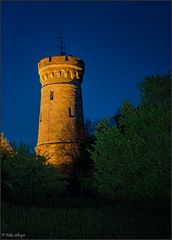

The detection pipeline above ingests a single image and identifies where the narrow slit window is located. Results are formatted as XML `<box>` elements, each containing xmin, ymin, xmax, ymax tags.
<box><xmin>68</xmin><ymin>107</ymin><xmax>74</xmax><ymax>117</ymax></box>
<box><xmin>50</xmin><ymin>91</ymin><xmax>54</xmax><ymax>100</ymax></box>
<box><xmin>39</xmin><ymin>113</ymin><xmax>42</xmax><ymax>122</ymax></box>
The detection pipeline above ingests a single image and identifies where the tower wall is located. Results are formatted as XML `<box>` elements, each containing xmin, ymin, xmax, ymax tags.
<box><xmin>35</xmin><ymin>56</ymin><xmax>85</xmax><ymax>165</ymax></box>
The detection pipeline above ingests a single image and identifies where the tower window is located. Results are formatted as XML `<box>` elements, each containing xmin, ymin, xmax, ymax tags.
<box><xmin>49</xmin><ymin>57</ymin><xmax>51</xmax><ymax>62</ymax></box>
<box><xmin>39</xmin><ymin>113</ymin><xmax>42</xmax><ymax>122</ymax></box>
<box><xmin>65</xmin><ymin>56</ymin><xmax>68</xmax><ymax>61</ymax></box>
<box><xmin>68</xmin><ymin>107</ymin><xmax>74</xmax><ymax>117</ymax></box>
<box><xmin>50</xmin><ymin>91</ymin><xmax>54</xmax><ymax>100</ymax></box>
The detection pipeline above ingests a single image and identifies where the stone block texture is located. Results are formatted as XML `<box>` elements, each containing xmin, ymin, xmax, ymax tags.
<box><xmin>35</xmin><ymin>56</ymin><xmax>85</xmax><ymax>165</ymax></box>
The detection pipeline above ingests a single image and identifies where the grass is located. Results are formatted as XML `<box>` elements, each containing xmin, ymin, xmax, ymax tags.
<box><xmin>1</xmin><ymin>199</ymin><xmax>171</xmax><ymax>239</ymax></box>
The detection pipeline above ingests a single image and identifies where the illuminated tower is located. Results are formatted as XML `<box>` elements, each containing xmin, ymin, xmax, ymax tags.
<box><xmin>35</xmin><ymin>38</ymin><xmax>85</xmax><ymax>165</ymax></box>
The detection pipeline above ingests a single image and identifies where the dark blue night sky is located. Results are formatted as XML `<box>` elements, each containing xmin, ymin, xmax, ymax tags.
<box><xmin>2</xmin><ymin>1</ymin><xmax>171</xmax><ymax>149</ymax></box>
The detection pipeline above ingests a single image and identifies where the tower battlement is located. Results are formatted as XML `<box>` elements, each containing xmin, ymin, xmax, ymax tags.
<box><xmin>38</xmin><ymin>56</ymin><xmax>84</xmax><ymax>70</ymax></box>
<box><xmin>38</xmin><ymin>56</ymin><xmax>85</xmax><ymax>86</ymax></box>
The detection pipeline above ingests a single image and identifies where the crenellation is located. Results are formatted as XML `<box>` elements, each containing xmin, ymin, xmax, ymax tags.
<box><xmin>38</xmin><ymin>56</ymin><xmax>84</xmax><ymax>70</ymax></box>
<box><xmin>39</xmin><ymin>68</ymin><xmax>83</xmax><ymax>86</ymax></box>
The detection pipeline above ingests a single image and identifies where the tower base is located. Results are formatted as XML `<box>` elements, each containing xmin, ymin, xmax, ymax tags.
<box><xmin>35</xmin><ymin>142</ymin><xmax>80</xmax><ymax>166</ymax></box>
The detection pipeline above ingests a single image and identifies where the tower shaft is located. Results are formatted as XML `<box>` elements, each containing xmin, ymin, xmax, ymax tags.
<box><xmin>35</xmin><ymin>56</ymin><xmax>85</xmax><ymax>165</ymax></box>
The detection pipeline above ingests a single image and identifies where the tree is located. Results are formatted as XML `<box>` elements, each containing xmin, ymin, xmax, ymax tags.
<box><xmin>84</xmin><ymin>118</ymin><xmax>97</xmax><ymax>142</ymax></box>
<box><xmin>0</xmin><ymin>133</ymin><xmax>14</xmax><ymax>160</ymax></box>
<box><xmin>91</xmin><ymin>74</ymin><xmax>171</xmax><ymax>205</ymax></box>
<box><xmin>1</xmin><ymin>142</ymin><xmax>67</xmax><ymax>203</ymax></box>
<box><xmin>59</xmin><ymin>120</ymin><xmax>96</xmax><ymax>196</ymax></box>
<box><xmin>1</xmin><ymin>133</ymin><xmax>15</xmax><ymax>200</ymax></box>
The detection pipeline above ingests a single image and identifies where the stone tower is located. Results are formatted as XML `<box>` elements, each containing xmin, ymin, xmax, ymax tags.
<box><xmin>35</xmin><ymin>55</ymin><xmax>85</xmax><ymax>165</ymax></box>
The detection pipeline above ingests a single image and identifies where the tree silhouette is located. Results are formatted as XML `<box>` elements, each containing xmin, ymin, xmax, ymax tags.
<box><xmin>91</xmin><ymin>74</ymin><xmax>171</xmax><ymax>206</ymax></box>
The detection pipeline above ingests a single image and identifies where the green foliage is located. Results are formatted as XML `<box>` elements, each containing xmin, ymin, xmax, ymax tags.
<box><xmin>138</xmin><ymin>73</ymin><xmax>171</xmax><ymax>109</ymax></box>
<box><xmin>0</xmin><ymin>133</ymin><xmax>14</xmax><ymax>165</ymax></box>
<box><xmin>1</xmin><ymin>133</ymin><xmax>15</xmax><ymax>200</ymax></box>
<box><xmin>91</xmin><ymin>74</ymin><xmax>171</xmax><ymax>204</ymax></box>
<box><xmin>2</xmin><ymin>143</ymin><xmax>67</xmax><ymax>202</ymax></box>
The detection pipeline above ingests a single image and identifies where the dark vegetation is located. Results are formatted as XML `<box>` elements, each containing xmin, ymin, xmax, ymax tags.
<box><xmin>2</xmin><ymin>202</ymin><xmax>170</xmax><ymax>239</ymax></box>
<box><xmin>1</xmin><ymin>74</ymin><xmax>171</xmax><ymax>239</ymax></box>
<box><xmin>91</xmin><ymin>74</ymin><xmax>171</xmax><ymax>208</ymax></box>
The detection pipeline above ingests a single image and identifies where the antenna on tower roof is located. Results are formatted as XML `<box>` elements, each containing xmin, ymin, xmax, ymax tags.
<box><xmin>57</xmin><ymin>32</ymin><xmax>66</xmax><ymax>56</ymax></box>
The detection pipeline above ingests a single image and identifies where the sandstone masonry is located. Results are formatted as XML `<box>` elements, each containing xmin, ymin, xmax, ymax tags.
<box><xmin>35</xmin><ymin>55</ymin><xmax>85</xmax><ymax>165</ymax></box>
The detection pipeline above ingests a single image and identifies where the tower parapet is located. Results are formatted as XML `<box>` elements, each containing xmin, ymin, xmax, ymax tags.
<box><xmin>38</xmin><ymin>56</ymin><xmax>84</xmax><ymax>69</ymax></box>
<box><xmin>38</xmin><ymin>56</ymin><xmax>84</xmax><ymax>86</ymax></box>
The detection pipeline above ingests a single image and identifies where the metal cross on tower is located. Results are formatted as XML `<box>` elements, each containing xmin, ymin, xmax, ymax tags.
<box><xmin>58</xmin><ymin>32</ymin><xmax>66</xmax><ymax>56</ymax></box>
